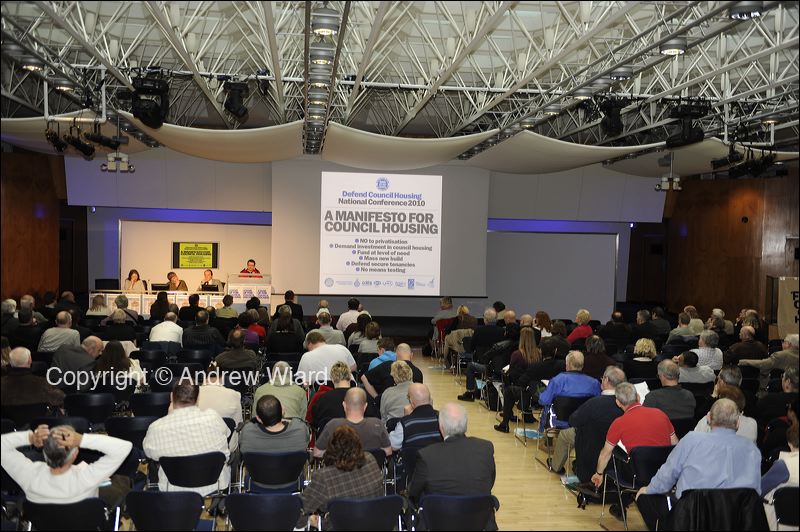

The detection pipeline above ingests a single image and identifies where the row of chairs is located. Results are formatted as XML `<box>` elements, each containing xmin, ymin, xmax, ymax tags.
<box><xmin>17</xmin><ymin>492</ymin><xmax>499</xmax><ymax>532</ymax></box>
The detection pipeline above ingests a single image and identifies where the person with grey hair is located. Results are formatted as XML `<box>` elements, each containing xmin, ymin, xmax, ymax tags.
<box><xmin>253</xmin><ymin>360</ymin><xmax>308</xmax><ymax>420</ymax></box>
<box><xmin>1</xmin><ymin>347</ymin><xmax>65</xmax><ymax>409</ymax></box>
<box><xmin>465</xmin><ymin>308</ymin><xmax>506</xmax><ymax>364</ymax></box>
<box><xmin>309</xmin><ymin>310</ymin><xmax>346</xmax><ymax>346</ymax></box>
<box><xmin>724</xmin><ymin>325</ymin><xmax>768</xmax><ymax>366</ymax></box>
<box><xmin>37</xmin><ymin>311</ymin><xmax>80</xmax><ymax>353</ymax></box>
<box><xmin>755</xmin><ymin>366</ymin><xmax>799</xmax><ymax>428</ymax></box>
<box><xmin>148</xmin><ymin>311</ymin><xmax>184</xmax><ymax>346</ymax></box>
<box><xmin>635</xmin><ymin>398</ymin><xmax>761</xmax><ymax>531</ymax></box>
<box><xmin>691</xmin><ymin>329</ymin><xmax>723</xmax><ymax>371</ymax></box>
<box><xmin>51</xmin><ymin>336</ymin><xmax>103</xmax><ymax>385</ymax></box>
<box><xmin>643</xmin><ymin>360</ymin><xmax>697</xmax><ymax>420</ymax></box>
<box><xmin>711</xmin><ymin>308</ymin><xmax>735</xmax><ymax>336</ymax></box>
<box><xmin>632</xmin><ymin>309</ymin><xmax>659</xmax><ymax>341</ymax></box>
<box><xmin>550</xmin><ymin>366</ymin><xmax>626</xmax><ymax>479</ymax></box>
<box><xmin>537</xmin><ymin>351</ymin><xmax>601</xmax><ymax>432</ymax></box>
<box><xmin>740</xmin><ymin>333</ymin><xmax>799</xmax><ymax>386</ymax></box>
<box><xmin>103</xmin><ymin>309</ymin><xmax>137</xmax><ymax>343</ymax></box>
<box><xmin>408</xmin><ymin>402</ymin><xmax>497</xmax><ymax>529</ymax></box>
<box><xmin>1</xmin><ymin>424</ymin><xmax>132</xmax><ymax>504</ymax></box>
<box><xmin>591</xmin><ymin>382</ymin><xmax>678</xmax><ymax>494</ymax></box>
<box><xmin>100</xmin><ymin>294</ymin><xmax>139</xmax><ymax>325</ymax></box>
<box><xmin>1</xmin><ymin>299</ymin><xmax>19</xmax><ymax>337</ymax></box>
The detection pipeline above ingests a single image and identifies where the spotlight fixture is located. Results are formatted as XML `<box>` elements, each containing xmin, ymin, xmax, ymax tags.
<box><xmin>312</xmin><ymin>3</ymin><xmax>341</xmax><ymax>36</ymax></box>
<box><xmin>609</xmin><ymin>66</ymin><xmax>633</xmax><ymax>80</ymax></box>
<box><xmin>729</xmin><ymin>1</ymin><xmax>763</xmax><ymax>20</ymax></box>
<box><xmin>223</xmin><ymin>81</ymin><xmax>249</xmax><ymax>122</ymax></box>
<box><xmin>310</xmin><ymin>41</ymin><xmax>336</xmax><ymax>65</ymax></box>
<box><xmin>309</xmin><ymin>68</ymin><xmax>332</xmax><ymax>88</ymax></box>
<box><xmin>711</xmin><ymin>148</ymin><xmax>744</xmax><ymax>169</ymax></box>
<box><xmin>591</xmin><ymin>77</ymin><xmax>613</xmax><ymax>89</ymax></box>
<box><xmin>599</xmin><ymin>98</ymin><xmax>629</xmax><ymax>137</ymax></box>
<box><xmin>18</xmin><ymin>56</ymin><xmax>44</xmax><ymax>71</ymax></box>
<box><xmin>45</xmin><ymin>129</ymin><xmax>67</xmax><ymax>153</ymax></box>
<box><xmin>761</xmin><ymin>115</ymin><xmax>779</xmax><ymax>125</ymax></box>
<box><xmin>543</xmin><ymin>105</ymin><xmax>561</xmax><ymax>116</ymax></box>
<box><xmin>660</xmin><ymin>36</ymin><xmax>687</xmax><ymax>55</ymax></box>
<box><xmin>307</xmin><ymin>103</ymin><xmax>327</xmax><ymax>119</ymax></box>
<box><xmin>131</xmin><ymin>73</ymin><xmax>170</xmax><ymax>129</ymax></box>
<box><xmin>64</xmin><ymin>133</ymin><xmax>96</xmax><ymax>160</ymax></box>
<box><xmin>308</xmin><ymin>87</ymin><xmax>329</xmax><ymax>105</ymax></box>
<box><xmin>573</xmin><ymin>87</ymin><xmax>593</xmax><ymax>100</ymax></box>
<box><xmin>520</xmin><ymin>117</ymin><xmax>537</xmax><ymax>128</ymax></box>
<box><xmin>85</xmin><ymin>131</ymin><xmax>121</xmax><ymax>150</ymax></box>
<box><xmin>51</xmin><ymin>78</ymin><xmax>77</xmax><ymax>92</ymax></box>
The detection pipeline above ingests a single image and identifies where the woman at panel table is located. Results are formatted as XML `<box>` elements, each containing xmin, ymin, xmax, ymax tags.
<box><xmin>167</xmin><ymin>271</ymin><xmax>188</xmax><ymax>292</ymax></box>
<box><xmin>123</xmin><ymin>269</ymin><xmax>146</xmax><ymax>293</ymax></box>
<box><xmin>197</xmin><ymin>269</ymin><xmax>224</xmax><ymax>291</ymax></box>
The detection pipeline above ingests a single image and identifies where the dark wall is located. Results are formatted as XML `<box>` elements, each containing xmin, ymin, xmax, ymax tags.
<box><xmin>664</xmin><ymin>173</ymin><xmax>799</xmax><ymax>318</ymax></box>
<box><xmin>1</xmin><ymin>153</ymin><xmax>62</xmax><ymax>300</ymax></box>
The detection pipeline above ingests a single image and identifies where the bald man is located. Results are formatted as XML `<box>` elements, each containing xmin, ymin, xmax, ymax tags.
<box><xmin>0</xmin><ymin>347</ymin><xmax>65</xmax><ymax>409</ymax></box>
<box><xmin>313</xmin><ymin>387</ymin><xmax>391</xmax><ymax>457</ymax></box>
<box><xmin>37</xmin><ymin>311</ymin><xmax>80</xmax><ymax>353</ymax></box>
<box><xmin>724</xmin><ymin>325</ymin><xmax>768</xmax><ymax>366</ymax></box>
<box><xmin>362</xmin><ymin>343</ymin><xmax>423</xmax><ymax>398</ymax></box>
<box><xmin>51</xmin><ymin>336</ymin><xmax>104</xmax><ymax>391</ymax></box>
<box><xmin>389</xmin><ymin>383</ymin><xmax>443</xmax><ymax>451</ymax></box>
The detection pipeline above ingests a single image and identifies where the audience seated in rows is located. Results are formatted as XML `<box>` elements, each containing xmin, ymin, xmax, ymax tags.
<box><xmin>551</xmin><ymin>365</ymin><xmax>625</xmax><ymax>478</ymax></box>
<box><xmin>254</xmin><ymin>361</ymin><xmax>307</xmax><ymax>420</ymax></box>
<box><xmin>683</xmin><ymin>305</ymin><xmax>705</xmax><ymax>336</ymax></box>
<box><xmin>1</xmin><ymin>299</ymin><xmax>19</xmax><ymax>338</ymax></box>
<box><xmin>1</xmin><ymin>423</ymin><xmax>131</xmax><ymax>505</ymax></box>
<box><xmin>566</xmin><ymin>309</ymin><xmax>593</xmax><ymax>344</ymax></box>
<box><xmin>756</xmin><ymin>367</ymin><xmax>798</xmax><ymax>428</ymax></box>
<box><xmin>632</xmin><ymin>338</ymin><xmax>657</xmax><ymax>362</ymax></box>
<box><xmin>177</xmin><ymin>294</ymin><xmax>202</xmax><ymax>323</ymax></box>
<box><xmin>533</xmin><ymin>311</ymin><xmax>553</xmax><ymax>341</ymax></box>
<box><xmin>711</xmin><ymin>307</ymin><xmax>736</xmax><ymax>336</ymax></box>
<box><xmin>389</xmin><ymin>383</ymin><xmax>442</xmax><ymax>452</ymax></box>
<box><xmin>299</xmin><ymin>332</ymin><xmax>356</xmax><ymax>386</ymax></box>
<box><xmin>215</xmin><ymin>295</ymin><xmax>238</xmax><ymax>319</ymax></box>
<box><xmin>148</xmin><ymin>292</ymin><xmax>171</xmax><ymax>321</ymax></box>
<box><xmin>635</xmin><ymin>398</ymin><xmax>762</xmax><ymax>531</ymax></box>
<box><xmin>740</xmin><ymin>332</ymin><xmax>799</xmax><ymax>382</ymax></box>
<box><xmin>346</xmin><ymin>313</ymin><xmax>372</xmax><ymax>349</ymax></box>
<box><xmin>38</xmin><ymin>311</ymin><xmax>80</xmax><ymax>353</ymax></box>
<box><xmin>362</xmin><ymin>342</ymin><xmax>422</xmax><ymax>399</ymax></box>
<box><xmin>68</xmin><ymin>309</ymin><xmax>92</xmax><ymax>342</ymax></box>
<box><xmin>51</xmin><ymin>335</ymin><xmax>103</xmax><ymax>380</ymax></box>
<box><xmin>182</xmin><ymin>310</ymin><xmax>225</xmax><ymax>352</ymax></box>
<box><xmin>642</xmin><ymin>360</ymin><xmax>696</xmax><ymax>420</ymax></box>
<box><xmin>632</xmin><ymin>309</ymin><xmax>660</xmax><ymax>342</ymax></box>
<box><xmin>143</xmin><ymin>380</ymin><xmax>231</xmax><ymax>495</ymax></box>
<box><xmin>266</xmin><ymin>306</ymin><xmax>304</xmax><ymax>353</ymax></box>
<box><xmin>598</xmin><ymin>311</ymin><xmax>633</xmax><ymax>348</ymax></box>
<box><xmin>54</xmin><ymin>292</ymin><xmax>83</xmax><ymax>322</ymax></box>
<box><xmin>470</xmin><ymin>307</ymin><xmax>506</xmax><ymax>361</ymax></box>
<box><xmin>458</xmin><ymin>322</ymin><xmax>519</xmax><ymax>403</ymax></box>
<box><xmin>650</xmin><ymin>307</ymin><xmax>672</xmax><ymax>337</ymax></box>
<box><xmin>675</xmin><ymin>350</ymin><xmax>716</xmax><ymax>384</ymax></box>
<box><xmin>445</xmin><ymin>305</ymin><xmax>478</xmax><ymax>336</ymax></box>
<box><xmin>538</xmin><ymin>351</ymin><xmax>600</xmax><ymax>431</ymax></box>
<box><xmin>271</xmin><ymin>290</ymin><xmax>304</xmax><ymax>323</ymax></box>
<box><xmin>99</xmin><ymin>295</ymin><xmax>138</xmax><ymax>326</ymax></box>
<box><xmin>245</xmin><ymin>309</ymin><xmax>266</xmax><ymax>340</ymax></box>
<box><xmin>1</xmin><ymin>346</ymin><xmax>64</xmax><ymax>409</ymax></box>
<box><xmin>310</xmin><ymin>310</ymin><xmax>345</xmax><ymax>346</ymax></box>
<box><xmin>95</xmin><ymin>339</ymin><xmax>145</xmax><ymax>389</ymax></box>
<box><xmin>357</xmin><ymin>321</ymin><xmax>382</xmax><ymax>354</ymax></box>
<box><xmin>214</xmin><ymin>329</ymin><xmax>258</xmax><ymax>371</ymax></box>
<box><xmin>540</xmin><ymin>320</ymin><xmax>571</xmax><ymax>360</ymax></box>
<box><xmin>313</xmin><ymin>388</ymin><xmax>390</xmax><ymax>458</ymax></box>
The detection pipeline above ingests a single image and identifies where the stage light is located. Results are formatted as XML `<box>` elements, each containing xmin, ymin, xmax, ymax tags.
<box><xmin>64</xmin><ymin>134</ymin><xmax>96</xmax><ymax>159</ymax></box>
<box><xmin>543</xmin><ymin>105</ymin><xmax>561</xmax><ymax>116</ymax></box>
<box><xmin>308</xmin><ymin>87</ymin><xmax>329</xmax><ymax>105</ymax></box>
<box><xmin>51</xmin><ymin>78</ymin><xmax>77</xmax><ymax>92</ymax></box>
<box><xmin>309</xmin><ymin>69</ymin><xmax>332</xmax><ymax>88</ymax></box>
<box><xmin>307</xmin><ymin>103</ymin><xmax>326</xmax><ymax>119</ymax></box>
<box><xmin>520</xmin><ymin>117</ymin><xmax>537</xmax><ymax>128</ymax></box>
<box><xmin>761</xmin><ymin>115</ymin><xmax>779</xmax><ymax>125</ymax></box>
<box><xmin>610</xmin><ymin>66</ymin><xmax>633</xmax><ymax>81</ymax></box>
<box><xmin>599</xmin><ymin>98</ymin><xmax>628</xmax><ymax>137</ymax></box>
<box><xmin>711</xmin><ymin>150</ymin><xmax>744</xmax><ymax>169</ymax></box>
<box><xmin>729</xmin><ymin>1</ymin><xmax>763</xmax><ymax>20</ymax></box>
<box><xmin>592</xmin><ymin>77</ymin><xmax>613</xmax><ymax>89</ymax></box>
<box><xmin>310</xmin><ymin>41</ymin><xmax>336</xmax><ymax>65</ymax></box>
<box><xmin>19</xmin><ymin>56</ymin><xmax>44</xmax><ymax>71</ymax></box>
<box><xmin>131</xmin><ymin>74</ymin><xmax>170</xmax><ymax>129</ymax></box>
<box><xmin>223</xmin><ymin>81</ymin><xmax>249</xmax><ymax>122</ymax></box>
<box><xmin>85</xmin><ymin>131</ymin><xmax>121</xmax><ymax>150</ymax></box>
<box><xmin>312</xmin><ymin>3</ymin><xmax>341</xmax><ymax>36</ymax></box>
<box><xmin>45</xmin><ymin>129</ymin><xmax>67</xmax><ymax>153</ymax></box>
<box><xmin>666</xmin><ymin>120</ymin><xmax>704</xmax><ymax>148</ymax></box>
<box><xmin>573</xmin><ymin>87</ymin><xmax>593</xmax><ymax>100</ymax></box>
<box><xmin>660</xmin><ymin>36</ymin><xmax>687</xmax><ymax>55</ymax></box>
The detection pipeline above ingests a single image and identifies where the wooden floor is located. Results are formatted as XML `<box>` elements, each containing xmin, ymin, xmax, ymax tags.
<box><xmin>416</xmin><ymin>353</ymin><xmax>648</xmax><ymax>531</ymax></box>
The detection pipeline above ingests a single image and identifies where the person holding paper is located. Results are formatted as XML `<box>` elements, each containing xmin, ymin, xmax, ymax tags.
<box><xmin>197</xmin><ymin>269</ymin><xmax>223</xmax><ymax>291</ymax></box>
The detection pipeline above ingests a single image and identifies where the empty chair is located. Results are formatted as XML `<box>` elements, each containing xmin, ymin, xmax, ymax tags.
<box><xmin>772</xmin><ymin>486</ymin><xmax>799</xmax><ymax>528</ymax></box>
<box><xmin>419</xmin><ymin>494</ymin><xmax>499</xmax><ymax>531</ymax></box>
<box><xmin>225</xmin><ymin>493</ymin><xmax>302</xmax><ymax>532</ymax></box>
<box><xmin>28</xmin><ymin>416</ymin><xmax>90</xmax><ymax>435</ymax></box>
<box><xmin>131</xmin><ymin>392</ymin><xmax>171</xmax><ymax>418</ymax></box>
<box><xmin>23</xmin><ymin>497</ymin><xmax>109</xmax><ymax>531</ymax></box>
<box><xmin>105</xmin><ymin>416</ymin><xmax>158</xmax><ymax>449</ymax></box>
<box><xmin>176</xmin><ymin>349</ymin><xmax>213</xmax><ymax>368</ymax></box>
<box><xmin>659</xmin><ymin>343</ymin><xmax>686</xmax><ymax>359</ymax></box>
<box><xmin>240</xmin><ymin>451</ymin><xmax>308</xmax><ymax>492</ymax></box>
<box><xmin>130</xmin><ymin>350</ymin><xmax>167</xmax><ymax>370</ymax></box>
<box><xmin>0</xmin><ymin>403</ymin><xmax>49</xmax><ymax>429</ymax></box>
<box><xmin>64</xmin><ymin>393</ymin><xmax>115</xmax><ymax>426</ymax></box>
<box><xmin>328</xmin><ymin>495</ymin><xmax>404</xmax><ymax>531</ymax></box>
<box><xmin>125</xmin><ymin>491</ymin><xmax>203</xmax><ymax>531</ymax></box>
<box><xmin>165</xmin><ymin>363</ymin><xmax>204</xmax><ymax>383</ymax></box>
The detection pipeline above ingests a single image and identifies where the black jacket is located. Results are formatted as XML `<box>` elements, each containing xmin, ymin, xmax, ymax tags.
<box><xmin>518</xmin><ymin>358</ymin><xmax>566</xmax><ymax>389</ymax></box>
<box><xmin>8</xmin><ymin>324</ymin><xmax>43</xmax><ymax>352</ymax></box>
<box><xmin>597</xmin><ymin>322</ymin><xmax>632</xmax><ymax>347</ymax></box>
<box><xmin>272</xmin><ymin>301</ymin><xmax>305</xmax><ymax>323</ymax></box>
<box><xmin>470</xmin><ymin>325</ymin><xmax>506</xmax><ymax>359</ymax></box>
<box><xmin>569</xmin><ymin>394</ymin><xmax>623</xmax><ymax>482</ymax></box>
<box><xmin>632</xmin><ymin>321</ymin><xmax>660</xmax><ymax>341</ymax></box>
<box><xmin>541</xmin><ymin>335</ymin><xmax>572</xmax><ymax>361</ymax></box>
<box><xmin>665</xmin><ymin>488</ymin><xmax>768</xmax><ymax>531</ymax></box>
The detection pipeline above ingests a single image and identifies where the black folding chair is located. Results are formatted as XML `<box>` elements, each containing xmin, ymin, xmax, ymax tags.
<box><xmin>63</xmin><ymin>393</ymin><xmax>115</xmax><ymax>428</ymax></box>
<box><xmin>600</xmin><ymin>445</ymin><xmax>675</xmax><ymax>530</ymax></box>
<box><xmin>536</xmin><ymin>395</ymin><xmax>592</xmax><ymax>469</ymax></box>
<box><xmin>105</xmin><ymin>415</ymin><xmax>158</xmax><ymax>450</ymax></box>
<box><xmin>130</xmin><ymin>349</ymin><xmax>167</xmax><ymax>370</ymax></box>
<box><xmin>670</xmin><ymin>417</ymin><xmax>695</xmax><ymax>439</ymax></box>
<box><xmin>23</xmin><ymin>497</ymin><xmax>111</xmax><ymax>531</ymax></box>
<box><xmin>130</xmin><ymin>392</ymin><xmax>171</xmax><ymax>417</ymax></box>
<box><xmin>240</xmin><ymin>451</ymin><xmax>308</xmax><ymax>492</ymax></box>
<box><xmin>177</xmin><ymin>349</ymin><xmax>213</xmax><ymax>368</ymax></box>
<box><xmin>225</xmin><ymin>493</ymin><xmax>302</xmax><ymax>531</ymax></box>
<box><xmin>28</xmin><ymin>416</ymin><xmax>90</xmax><ymax>434</ymax></box>
<box><xmin>328</xmin><ymin>495</ymin><xmax>404</xmax><ymax>531</ymax></box>
<box><xmin>772</xmin><ymin>486</ymin><xmax>799</xmax><ymax>528</ymax></box>
<box><xmin>418</xmin><ymin>494</ymin><xmax>499</xmax><ymax>531</ymax></box>
<box><xmin>126</xmin><ymin>491</ymin><xmax>203</xmax><ymax>531</ymax></box>
<box><xmin>159</xmin><ymin>451</ymin><xmax>227</xmax><ymax>495</ymax></box>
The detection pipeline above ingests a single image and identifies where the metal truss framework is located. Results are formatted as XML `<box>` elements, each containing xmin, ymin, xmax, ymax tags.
<box><xmin>1</xmin><ymin>1</ymin><xmax>797</xmax><ymax>154</ymax></box>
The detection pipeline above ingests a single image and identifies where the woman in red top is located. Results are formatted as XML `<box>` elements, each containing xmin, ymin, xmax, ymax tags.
<box><xmin>245</xmin><ymin>308</ymin><xmax>267</xmax><ymax>340</ymax></box>
<box><xmin>566</xmin><ymin>308</ymin><xmax>593</xmax><ymax>344</ymax></box>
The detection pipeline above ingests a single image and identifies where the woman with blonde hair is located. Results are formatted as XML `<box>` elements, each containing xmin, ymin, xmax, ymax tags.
<box><xmin>567</xmin><ymin>309</ymin><xmax>593</xmax><ymax>344</ymax></box>
<box><xmin>632</xmin><ymin>338</ymin><xmax>658</xmax><ymax>361</ymax></box>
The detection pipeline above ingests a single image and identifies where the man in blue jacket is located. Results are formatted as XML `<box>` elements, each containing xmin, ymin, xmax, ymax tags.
<box><xmin>538</xmin><ymin>351</ymin><xmax>601</xmax><ymax>431</ymax></box>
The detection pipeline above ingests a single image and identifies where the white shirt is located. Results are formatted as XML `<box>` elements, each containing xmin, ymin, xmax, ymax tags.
<box><xmin>691</xmin><ymin>346</ymin><xmax>724</xmax><ymax>371</ymax></box>
<box><xmin>143</xmin><ymin>406</ymin><xmax>231</xmax><ymax>496</ymax></box>
<box><xmin>335</xmin><ymin>310</ymin><xmax>361</xmax><ymax>332</ymax></box>
<box><xmin>310</xmin><ymin>325</ymin><xmax>346</xmax><ymax>346</ymax></box>
<box><xmin>693</xmin><ymin>414</ymin><xmax>758</xmax><ymax>443</ymax></box>
<box><xmin>197</xmin><ymin>382</ymin><xmax>243</xmax><ymax>450</ymax></box>
<box><xmin>0</xmin><ymin>432</ymin><xmax>132</xmax><ymax>504</ymax></box>
<box><xmin>38</xmin><ymin>327</ymin><xmax>80</xmax><ymax>353</ymax></box>
<box><xmin>297</xmin><ymin>344</ymin><xmax>356</xmax><ymax>385</ymax></box>
<box><xmin>149</xmin><ymin>320</ymin><xmax>184</xmax><ymax>346</ymax></box>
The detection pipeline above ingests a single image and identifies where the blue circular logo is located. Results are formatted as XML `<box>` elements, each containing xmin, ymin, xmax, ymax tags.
<box><xmin>324</xmin><ymin>278</ymin><xmax>334</xmax><ymax>288</ymax></box>
<box><xmin>376</xmin><ymin>177</ymin><xmax>390</xmax><ymax>191</ymax></box>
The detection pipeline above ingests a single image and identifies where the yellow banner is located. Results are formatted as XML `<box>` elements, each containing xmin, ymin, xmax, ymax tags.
<box><xmin>177</xmin><ymin>242</ymin><xmax>215</xmax><ymax>269</ymax></box>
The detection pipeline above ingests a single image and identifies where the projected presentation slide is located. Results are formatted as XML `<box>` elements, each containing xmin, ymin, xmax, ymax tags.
<box><xmin>319</xmin><ymin>171</ymin><xmax>442</xmax><ymax>296</ymax></box>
